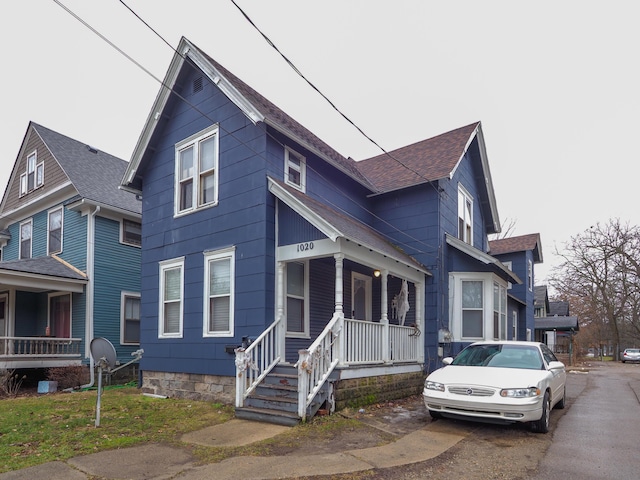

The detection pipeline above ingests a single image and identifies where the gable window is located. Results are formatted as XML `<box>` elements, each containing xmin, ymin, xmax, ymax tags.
<box><xmin>175</xmin><ymin>125</ymin><xmax>219</xmax><ymax>215</ymax></box>
<box><xmin>122</xmin><ymin>219</ymin><xmax>142</xmax><ymax>247</ymax></box>
<box><xmin>461</xmin><ymin>280</ymin><xmax>483</xmax><ymax>338</ymax></box>
<box><xmin>203</xmin><ymin>247</ymin><xmax>235</xmax><ymax>337</ymax></box>
<box><xmin>458</xmin><ymin>186</ymin><xmax>473</xmax><ymax>244</ymax></box>
<box><xmin>48</xmin><ymin>207</ymin><xmax>63</xmax><ymax>254</ymax></box>
<box><xmin>528</xmin><ymin>260</ymin><xmax>533</xmax><ymax>292</ymax></box>
<box><xmin>159</xmin><ymin>258</ymin><xmax>184</xmax><ymax>338</ymax></box>
<box><xmin>286</xmin><ymin>261</ymin><xmax>309</xmax><ymax>337</ymax></box>
<box><xmin>121</xmin><ymin>292</ymin><xmax>141</xmax><ymax>344</ymax></box>
<box><xmin>19</xmin><ymin>151</ymin><xmax>44</xmax><ymax>196</ymax></box>
<box><xmin>19</xmin><ymin>219</ymin><xmax>32</xmax><ymax>259</ymax></box>
<box><xmin>284</xmin><ymin>147</ymin><xmax>306</xmax><ymax>191</ymax></box>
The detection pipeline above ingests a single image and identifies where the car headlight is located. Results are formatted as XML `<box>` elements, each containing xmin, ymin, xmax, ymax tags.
<box><xmin>500</xmin><ymin>387</ymin><xmax>541</xmax><ymax>398</ymax></box>
<box><xmin>424</xmin><ymin>380</ymin><xmax>445</xmax><ymax>392</ymax></box>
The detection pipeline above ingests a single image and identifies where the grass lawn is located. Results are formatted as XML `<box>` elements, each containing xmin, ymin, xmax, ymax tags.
<box><xmin>0</xmin><ymin>386</ymin><xmax>233</xmax><ymax>473</ymax></box>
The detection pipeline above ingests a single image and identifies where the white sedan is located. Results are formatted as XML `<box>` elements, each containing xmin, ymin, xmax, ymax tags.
<box><xmin>423</xmin><ymin>341</ymin><xmax>566</xmax><ymax>433</ymax></box>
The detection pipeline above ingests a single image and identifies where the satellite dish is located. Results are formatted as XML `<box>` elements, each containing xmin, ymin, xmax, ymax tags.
<box><xmin>90</xmin><ymin>337</ymin><xmax>117</xmax><ymax>370</ymax></box>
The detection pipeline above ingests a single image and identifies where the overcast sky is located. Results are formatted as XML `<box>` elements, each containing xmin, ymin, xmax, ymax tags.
<box><xmin>2</xmin><ymin>1</ymin><xmax>638</xmax><ymax>286</ymax></box>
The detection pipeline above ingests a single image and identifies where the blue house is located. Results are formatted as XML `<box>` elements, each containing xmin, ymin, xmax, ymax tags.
<box><xmin>0</xmin><ymin>122</ymin><xmax>142</xmax><ymax>374</ymax></box>
<box><xmin>122</xmin><ymin>37</ymin><xmax>530</xmax><ymax>424</ymax></box>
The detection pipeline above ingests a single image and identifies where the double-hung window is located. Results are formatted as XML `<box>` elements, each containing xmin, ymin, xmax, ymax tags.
<box><xmin>121</xmin><ymin>292</ymin><xmax>141</xmax><ymax>344</ymax></box>
<box><xmin>286</xmin><ymin>261</ymin><xmax>308</xmax><ymax>337</ymax></box>
<box><xmin>458</xmin><ymin>185</ymin><xmax>473</xmax><ymax>244</ymax></box>
<box><xmin>203</xmin><ymin>248</ymin><xmax>235</xmax><ymax>337</ymax></box>
<box><xmin>284</xmin><ymin>147</ymin><xmax>306</xmax><ymax>191</ymax></box>
<box><xmin>159</xmin><ymin>258</ymin><xmax>184</xmax><ymax>338</ymax></box>
<box><xmin>48</xmin><ymin>207</ymin><xmax>63</xmax><ymax>254</ymax></box>
<box><xmin>19</xmin><ymin>219</ymin><xmax>32</xmax><ymax>259</ymax></box>
<box><xmin>175</xmin><ymin>125</ymin><xmax>219</xmax><ymax>215</ymax></box>
<box><xmin>19</xmin><ymin>151</ymin><xmax>44</xmax><ymax>196</ymax></box>
<box><xmin>461</xmin><ymin>280</ymin><xmax>483</xmax><ymax>338</ymax></box>
<box><xmin>122</xmin><ymin>219</ymin><xmax>142</xmax><ymax>247</ymax></box>
<box><xmin>493</xmin><ymin>282</ymin><xmax>507</xmax><ymax>340</ymax></box>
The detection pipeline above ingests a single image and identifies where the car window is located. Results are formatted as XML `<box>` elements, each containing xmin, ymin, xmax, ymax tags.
<box><xmin>540</xmin><ymin>344</ymin><xmax>558</xmax><ymax>364</ymax></box>
<box><xmin>452</xmin><ymin>344</ymin><xmax>543</xmax><ymax>369</ymax></box>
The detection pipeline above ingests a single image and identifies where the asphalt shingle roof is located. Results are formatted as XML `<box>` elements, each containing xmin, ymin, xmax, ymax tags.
<box><xmin>0</xmin><ymin>256</ymin><xmax>87</xmax><ymax>280</ymax></box>
<box><xmin>489</xmin><ymin>233</ymin><xmax>543</xmax><ymax>262</ymax></box>
<box><xmin>356</xmin><ymin>123</ymin><xmax>480</xmax><ymax>193</ymax></box>
<box><xmin>33</xmin><ymin>123</ymin><xmax>141</xmax><ymax>215</ymax></box>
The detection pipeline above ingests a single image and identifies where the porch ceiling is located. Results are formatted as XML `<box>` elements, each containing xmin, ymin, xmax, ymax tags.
<box><xmin>268</xmin><ymin>177</ymin><xmax>430</xmax><ymax>279</ymax></box>
<box><xmin>0</xmin><ymin>256</ymin><xmax>87</xmax><ymax>293</ymax></box>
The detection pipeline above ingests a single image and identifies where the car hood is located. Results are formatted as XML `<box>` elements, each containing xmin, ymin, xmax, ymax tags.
<box><xmin>427</xmin><ymin>365</ymin><xmax>550</xmax><ymax>388</ymax></box>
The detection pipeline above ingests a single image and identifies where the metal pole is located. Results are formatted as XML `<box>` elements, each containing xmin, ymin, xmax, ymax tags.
<box><xmin>95</xmin><ymin>364</ymin><xmax>103</xmax><ymax>427</ymax></box>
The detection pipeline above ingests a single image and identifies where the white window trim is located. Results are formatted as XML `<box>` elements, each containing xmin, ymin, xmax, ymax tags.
<box><xmin>174</xmin><ymin>124</ymin><xmax>219</xmax><ymax>217</ymax></box>
<box><xmin>121</xmin><ymin>291</ymin><xmax>141</xmax><ymax>345</ymax></box>
<box><xmin>351</xmin><ymin>271</ymin><xmax>372</xmax><ymax>321</ymax></box>
<box><xmin>285</xmin><ymin>260</ymin><xmax>310</xmax><ymax>338</ymax></box>
<box><xmin>47</xmin><ymin>206</ymin><xmax>64</xmax><ymax>255</ymax></box>
<box><xmin>120</xmin><ymin>219</ymin><xmax>142</xmax><ymax>248</ymax></box>
<box><xmin>158</xmin><ymin>257</ymin><xmax>185</xmax><ymax>339</ymax></box>
<box><xmin>19</xmin><ymin>218</ymin><xmax>33</xmax><ymax>259</ymax></box>
<box><xmin>457</xmin><ymin>184</ymin><xmax>473</xmax><ymax>244</ymax></box>
<box><xmin>449</xmin><ymin>272</ymin><xmax>508</xmax><ymax>342</ymax></box>
<box><xmin>203</xmin><ymin>246</ymin><xmax>235</xmax><ymax>338</ymax></box>
<box><xmin>19</xmin><ymin>151</ymin><xmax>43</xmax><ymax>196</ymax></box>
<box><xmin>512</xmin><ymin>311</ymin><xmax>518</xmax><ymax>340</ymax></box>
<box><xmin>528</xmin><ymin>259</ymin><xmax>533</xmax><ymax>292</ymax></box>
<box><xmin>284</xmin><ymin>146</ymin><xmax>306</xmax><ymax>192</ymax></box>
<box><xmin>493</xmin><ymin>282</ymin><xmax>507</xmax><ymax>340</ymax></box>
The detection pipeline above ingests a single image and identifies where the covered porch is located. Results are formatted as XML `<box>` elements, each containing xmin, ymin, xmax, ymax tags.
<box><xmin>0</xmin><ymin>256</ymin><xmax>87</xmax><ymax>369</ymax></box>
<box><xmin>234</xmin><ymin>178</ymin><xmax>430</xmax><ymax>424</ymax></box>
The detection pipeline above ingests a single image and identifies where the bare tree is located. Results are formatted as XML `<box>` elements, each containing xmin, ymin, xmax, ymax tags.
<box><xmin>550</xmin><ymin>219</ymin><xmax>640</xmax><ymax>360</ymax></box>
<box><xmin>488</xmin><ymin>217</ymin><xmax>517</xmax><ymax>241</ymax></box>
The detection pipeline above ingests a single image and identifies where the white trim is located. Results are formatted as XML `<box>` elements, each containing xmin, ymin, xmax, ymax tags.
<box><xmin>284</xmin><ymin>147</ymin><xmax>306</xmax><ymax>192</ymax></box>
<box><xmin>457</xmin><ymin>184</ymin><xmax>473</xmax><ymax>245</ymax></box>
<box><xmin>120</xmin><ymin>291</ymin><xmax>141</xmax><ymax>345</ymax></box>
<box><xmin>19</xmin><ymin>218</ymin><xmax>33</xmax><ymax>259</ymax></box>
<box><xmin>120</xmin><ymin>219</ymin><xmax>142</xmax><ymax>248</ymax></box>
<box><xmin>159</xmin><ymin>257</ymin><xmax>185</xmax><ymax>338</ymax></box>
<box><xmin>0</xmin><ymin>293</ymin><xmax>8</xmax><ymax>339</ymax></box>
<box><xmin>285</xmin><ymin>260</ymin><xmax>310</xmax><ymax>338</ymax></box>
<box><xmin>174</xmin><ymin>124</ymin><xmax>219</xmax><ymax>217</ymax></box>
<box><xmin>446</xmin><ymin>234</ymin><xmax>521</xmax><ymax>284</ymax></box>
<box><xmin>351</xmin><ymin>271</ymin><xmax>372</xmax><ymax>321</ymax></box>
<box><xmin>203</xmin><ymin>247</ymin><xmax>235</xmax><ymax>337</ymax></box>
<box><xmin>47</xmin><ymin>205</ymin><xmax>64</xmax><ymax>255</ymax></box>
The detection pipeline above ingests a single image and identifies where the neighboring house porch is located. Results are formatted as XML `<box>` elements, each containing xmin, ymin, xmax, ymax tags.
<box><xmin>0</xmin><ymin>256</ymin><xmax>87</xmax><ymax>369</ymax></box>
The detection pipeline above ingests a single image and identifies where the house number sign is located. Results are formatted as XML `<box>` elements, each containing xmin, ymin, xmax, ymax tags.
<box><xmin>296</xmin><ymin>242</ymin><xmax>314</xmax><ymax>252</ymax></box>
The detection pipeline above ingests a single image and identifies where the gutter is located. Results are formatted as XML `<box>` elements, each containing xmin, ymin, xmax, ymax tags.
<box><xmin>81</xmin><ymin>205</ymin><xmax>100</xmax><ymax>389</ymax></box>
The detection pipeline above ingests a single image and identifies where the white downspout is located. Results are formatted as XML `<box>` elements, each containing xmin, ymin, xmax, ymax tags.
<box><xmin>81</xmin><ymin>205</ymin><xmax>100</xmax><ymax>389</ymax></box>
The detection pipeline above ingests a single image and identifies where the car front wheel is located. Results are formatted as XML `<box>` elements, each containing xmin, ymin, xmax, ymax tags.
<box><xmin>531</xmin><ymin>391</ymin><xmax>550</xmax><ymax>433</ymax></box>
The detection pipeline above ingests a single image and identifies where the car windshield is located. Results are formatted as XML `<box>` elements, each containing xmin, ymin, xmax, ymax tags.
<box><xmin>451</xmin><ymin>344</ymin><xmax>544</xmax><ymax>370</ymax></box>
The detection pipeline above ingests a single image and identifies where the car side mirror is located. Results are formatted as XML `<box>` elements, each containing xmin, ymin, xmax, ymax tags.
<box><xmin>442</xmin><ymin>357</ymin><xmax>454</xmax><ymax>365</ymax></box>
<box><xmin>548</xmin><ymin>361</ymin><xmax>565</xmax><ymax>370</ymax></box>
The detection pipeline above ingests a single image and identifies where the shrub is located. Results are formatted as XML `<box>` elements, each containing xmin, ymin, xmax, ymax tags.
<box><xmin>0</xmin><ymin>369</ymin><xmax>27</xmax><ymax>397</ymax></box>
<box><xmin>46</xmin><ymin>366</ymin><xmax>90</xmax><ymax>390</ymax></box>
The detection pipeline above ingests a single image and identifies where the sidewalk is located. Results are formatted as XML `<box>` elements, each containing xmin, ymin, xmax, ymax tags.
<box><xmin>0</xmin><ymin>403</ymin><xmax>469</xmax><ymax>480</ymax></box>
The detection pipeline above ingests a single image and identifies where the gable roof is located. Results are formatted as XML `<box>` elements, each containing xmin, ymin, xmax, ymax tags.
<box><xmin>549</xmin><ymin>300</ymin><xmax>570</xmax><ymax>316</ymax></box>
<box><xmin>0</xmin><ymin>255</ymin><xmax>87</xmax><ymax>293</ymax></box>
<box><xmin>122</xmin><ymin>37</ymin><xmax>375</xmax><ymax>193</ymax></box>
<box><xmin>489</xmin><ymin>233</ymin><xmax>543</xmax><ymax>263</ymax></box>
<box><xmin>268</xmin><ymin>177</ymin><xmax>429</xmax><ymax>277</ymax></box>
<box><xmin>31</xmin><ymin>123</ymin><xmax>141</xmax><ymax>216</ymax></box>
<box><xmin>534</xmin><ymin>285</ymin><xmax>549</xmax><ymax>308</ymax></box>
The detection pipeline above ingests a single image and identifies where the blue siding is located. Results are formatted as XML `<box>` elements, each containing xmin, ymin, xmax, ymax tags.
<box><xmin>59</xmin><ymin>208</ymin><xmax>87</xmax><ymax>271</ymax></box>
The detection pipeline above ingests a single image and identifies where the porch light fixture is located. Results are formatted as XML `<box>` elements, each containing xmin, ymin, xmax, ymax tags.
<box><xmin>373</xmin><ymin>270</ymin><xmax>381</xmax><ymax>277</ymax></box>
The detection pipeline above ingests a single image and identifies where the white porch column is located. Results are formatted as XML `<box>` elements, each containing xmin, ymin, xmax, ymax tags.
<box><xmin>276</xmin><ymin>261</ymin><xmax>286</xmax><ymax>359</ymax></box>
<box><xmin>334</xmin><ymin>253</ymin><xmax>345</xmax><ymax>365</ymax></box>
<box><xmin>416</xmin><ymin>280</ymin><xmax>425</xmax><ymax>363</ymax></box>
<box><xmin>381</xmin><ymin>270</ymin><xmax>390</xmax><ymax>363</ymax></box>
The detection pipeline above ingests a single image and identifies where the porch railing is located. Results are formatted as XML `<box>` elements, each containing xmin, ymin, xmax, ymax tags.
<box><xmin>297</xmin><ymin>312</ymin><xmax>343</xmax><ymax>421</ymax></box>
<box><xmin>389</xmin><ymin>324</ymin><xmax>422</xmax><ymax>362</ymax></box>
<box><xmin>235</xmin><ymin>317</ymin><xmax>283</xmax><ymax>407</ymax></box>
<box><xmin>0</xmin><ymin>337</ymin><xmax>82</xmax><ymax>358</ymax></box>
<box><xmin>343</xmin><ymin>319</ymin><xmax>421</xmax><ymax>364</ymax></box>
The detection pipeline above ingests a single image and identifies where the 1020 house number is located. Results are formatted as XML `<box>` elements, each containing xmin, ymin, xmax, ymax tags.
<box><xmin>296</xmin><ymin>242</ymin><xmax>314</xmax><ymax>252</ymax></box>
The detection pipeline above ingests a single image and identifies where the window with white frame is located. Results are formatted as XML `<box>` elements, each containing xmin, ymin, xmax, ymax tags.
<box><xmin>461</xmin><ymin>280</ymin><xmax>483</xmax><ymax>338</ymax></box>
<box><xmin>527</xmin><ymin>260</ymin><xmax>533</xmax><ymax>291</ymax></box>
<box><xmin>493</xmin><ymin>282</ymin><xmax>507</xmax><ymax>340</ymax></box>
<box><xmin>512</xmin><ymin>311</ymin><xmax>518</xmax><ymax>340</ymax></box>
<box><xmin>203</xmin><ymin>248</ymin><xmax>235</xmax><ymax>337</ymax></box>
<box><xmin>122</xmin><ymin>219</ymin><xmax>142</xmax><ymax>247</ymax></box>
<box><xmin>458</xmin><ymin>185</ymin><xmax>473</xmax><ymax>244</ymax></box>
<box><xmin>121</xmin><ymin>292</ymin><xmax>140</xmax><ymax>344</ymax></box>
<box><xmin>286</xmin><ymin>261</ymin><xmax>308</xmax><ymax>337</ymax></box>
<box><xmin>19</xmin><ymin>219</ymin><xmax>32</xmax><ymax>259</ymax></box>
<box><xmin>451</xmin><ymin>273</ymin><xmax>509</xmax><ymax>342</ymax></box>
<box><xmin>48</xmin><ymin>207</ymin><xmax>63</xmax><ymax>254</ymax></box>
<box><xmin>175</xmin><ymin>125</ymin><xmax>219</xmax><ymax>215</ymax></box>
<box><xmin>19</xmin><ymin>151</ymin><xmax>44</xmax><ymax>196</ymax></box>
<box><xmin>159</xmin><ymin>258</ymin><xmax>184</xmax><ymax>338</ymax></box>
<box><xmin>284</xmin><ymin>147</ymin><xmax>306</xmax><ymax>191</ymax></box>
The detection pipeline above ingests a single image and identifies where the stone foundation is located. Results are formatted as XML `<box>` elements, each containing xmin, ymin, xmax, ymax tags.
<box><xmin>333</xmin><ymin>371</ymin><xmax>426</xmax><ymax>410</ymax></box>
<box><xmin>141</xmin><ymin>370</ymin><xmax>235</xmax><ymax>404</ymax></box>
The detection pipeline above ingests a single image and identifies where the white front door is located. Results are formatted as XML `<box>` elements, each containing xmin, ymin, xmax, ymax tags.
<box><xmin>351</xmin><ymin>272</ymin><xmax>372</xmax><ymax>321</ymax></box>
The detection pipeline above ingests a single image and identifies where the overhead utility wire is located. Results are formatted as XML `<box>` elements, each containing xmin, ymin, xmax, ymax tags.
<box><xmin>50</xmin><ymin>0</ymin><xmax>437</xmax><ymax>257</ymax></box>
<box><xmin>228</xmin><ymin>0</ymin><xmax>442</xmax><ymax>195</ymax></box>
